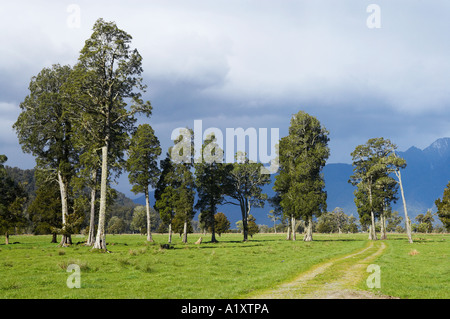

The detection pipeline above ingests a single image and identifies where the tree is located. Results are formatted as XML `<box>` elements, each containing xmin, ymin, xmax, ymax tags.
<box><xmin>350</xmin><ymin>138</ymin><xmax>398</xmax><ymax>241</ymax></box>
<box><xmin>194</xmin><ymin>133</ymin><xmax>230</xmax><ymax>243</ymax></box>
<box><xmin>267</xmin><ymin>210</ymin><xmax>280</xmax><ymax>233</ymax></box>
<box><xmin>214</xmin><ymin>212</ymin><xmax>230</xmax><ymax>236</ymax></box>
<box><xmin>130</xmin><ymin>206</ymin><xmax>147</xmax><ymax>234</ymax></box>
<box><xmin>247</xmin><ymin>215</ymin><xmax>259</xmax><ymax>238</ymax></box>
<box><xmin>225</xmin><ymin>152</ymin><xmax>271</xmax><ymax>241</ymax></box>
<box><xmin>383</xmin><ymin>144</ymin><xmax>413</xmax><ymax>243</ymax></box>
<box><xmin>155</xmin><ymin>129</ymin><xmax>195</xmax><ymax>243</ymax></box>
<box><xmin>274</xmin><ymin>111</ymin><xmax>330</xmax><ymax>241</ymax></box>
<box><xmin>435</xmin><ymin>182</ymin><xmax>450</xmax><ymax>232</ymax></box>
<box><xmin>0</xmin><ymin>155</ymin><xmax>27</xmax><ymax>244</ymax></box>
<box><xmin>127</xmin><ymin>124</ymin><xmax>161</xmax><ymax>242</ymax></box>
<box><xmin>386</xmin><ymin>211</ymin><xmax>403</xmax><ymax>232</ymax></box>
<box><xmin>155</xmin><ymin>153</ymin><xmax>176</xmax><ymax>243</ymax></box>
<box><xmin>415</xmin><ymin>210</ymin><xmax>434</xmax><ymax>233</ymax></box>
<box><xmin>107</xmin><ymin>216</ymin><xmax>126</xmax><ymax>234</ymax></box>
<box><xmin>28</xmin><ymin>182</ymin><xmax>62</xmax><ymax>243</ymax></box>
<box><xmin>13</xmin><ymin>64</ymin><xmax>77</xmax><ymax>246</ymax></box>
<box><xmin>66</xmin><ymin>19</ymin><xmax>152</xmax><ymax>250</ymax></box>
<box><xmin>172</xmin><ymin>129</ymin><xmax>196</xmax><ymax>244</ymax></box>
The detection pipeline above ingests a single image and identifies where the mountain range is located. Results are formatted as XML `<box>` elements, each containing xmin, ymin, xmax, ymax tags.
<box><xmin>135</xmin><ymin>137</ymin><xmax>450</xmax><ymax>228</ymax></box>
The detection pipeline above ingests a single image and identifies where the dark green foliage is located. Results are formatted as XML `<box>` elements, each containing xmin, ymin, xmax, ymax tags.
<box><xmin>194</xmin><ymin>133</ymin><xmax>230</xmax><ymax>242</ymax></box>
<box><xmin>274</xmin><ymin>111</ymin><xmax>330</xmax><ymax>241</ymax></box>
<box><xmin>0</xmin><ymin>155</ymin><xmax>28</xmax><ymax>243</ymax></box>
<box><xmin>226</xmin><ymin>152</ymin><xmax>271</xmax><ymax>241</ymax></box>
<box><xmin>213</xmin><ymin>212</ymin><xmax>230</xmax><ymax>236</ymax></box>
<box><xmin>435</xmin><ymin>182</ymin><xmax>450</xmax><ymax>231</ymax></box>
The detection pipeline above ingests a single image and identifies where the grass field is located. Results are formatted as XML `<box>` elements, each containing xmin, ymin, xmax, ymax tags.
<box><xmin>0</xmin><ymin>232</ymin><xmax>448</xmax><ymax>299</ymax></box>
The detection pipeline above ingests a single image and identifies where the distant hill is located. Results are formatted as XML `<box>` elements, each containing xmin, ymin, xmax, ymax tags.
<box><xmin>136</xmin><ymin>138</ymin><xmax>450</xmax><ymax>227</ymax></box>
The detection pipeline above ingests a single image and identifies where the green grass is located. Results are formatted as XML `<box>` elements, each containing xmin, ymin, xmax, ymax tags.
<box><xmin>360</xmin><ymin>233</ymin><xmax>450</xmax><ymax>299</ymax></box>
<box><xmin>0</xmin><ymin>233</ymin><xmax>365</xmax><ymax>299</ymax></box>
<box><xmin>0</xmin><ymin>232</ymin><xmax>448</xmax><ymax>299</ymax></box>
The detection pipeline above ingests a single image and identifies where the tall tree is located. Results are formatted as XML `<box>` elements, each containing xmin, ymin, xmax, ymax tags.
<box><xmin>171</xmin><ymin>129</ymin><xmax>196</xmax><ymax>244</ymax></box>
<box><xmin>194</xmin><ymin>133</ymin><xmax>230</xmax><ymax>243</ymax></box>
<box><xmin>13</xmin><ymin>64</ymin><xmax>77</xmax><ymax>246</ymax></box>
<box><xmin>383</xmin><ymin>144</ymin><xmax>412</xmax><ymax>243</ymax></box>
<box><xmin>127</xmin><ymin>124</ymin><xmax>161</xmax><ymax>242</ymax></box>
<box><xmin>28</xmin><ymin>182</ymin><xmax>62</xmax><ymax>243</ymax></box>
<box><xmin>435</xmin><ymin>182</ymin><xmax>450</xmax><ymax>232</ymax></box>
<box><xmin>274</xmin><ymin>111</ymin><xmax>330</xmax><ymax>241</ymax></box>
<box><xmin>225</xmin><ymin>151</ymin><xmax>270</xmax><ymax>241</ymax></box>
<box><xmin>66</xmin><ymin>19</ymin><xmax>152</xmax><ymax>250</ymax></box>
<box><xmin>154</xmin><ymin>153</ymin><xmax>176</xmax><ymax>243</ymax></box>
<box><xmin>0</xmin><ymin>155</ymin><xmax>27</xmax><ymax>244</ymax></box>
<box><xmin>350</xmin><ymin>137</ymin><xmax>403</xmax><ymax>241</ymax></box>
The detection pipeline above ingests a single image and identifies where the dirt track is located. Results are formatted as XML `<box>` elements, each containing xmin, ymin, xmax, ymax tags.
<box><xmin>248</xmin><ymin>241</ymin><xmax>399</xmax><ymax>299</ymax></box>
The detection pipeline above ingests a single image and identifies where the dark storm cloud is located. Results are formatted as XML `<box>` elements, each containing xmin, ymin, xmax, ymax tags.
<box><xmin>1</xmin><ymin>1</ymin><xmax>450</xmax><ymax>196</ymax></box>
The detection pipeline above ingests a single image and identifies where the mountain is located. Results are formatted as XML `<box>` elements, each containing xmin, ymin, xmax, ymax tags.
<box><xmin>133</xmin><ymin>138</ymin><xmax>450</xmax><ymax>228</ymax></box>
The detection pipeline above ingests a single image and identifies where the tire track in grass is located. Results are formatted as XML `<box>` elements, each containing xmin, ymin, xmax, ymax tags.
<box><xmin>248</xmin><ymin>240</ymin><xmax>396</xmax><ymax>299</ymax></box>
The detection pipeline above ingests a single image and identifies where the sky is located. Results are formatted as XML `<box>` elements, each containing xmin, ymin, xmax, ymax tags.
<box><xmin>1</xmin><ymin>1</ymin><xmax>450</xmax><ymax>198</ymax></box>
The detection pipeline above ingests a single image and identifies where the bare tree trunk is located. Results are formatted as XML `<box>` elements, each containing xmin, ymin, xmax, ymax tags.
<box><xmin>51</xmin><ymin>233</ymin><xmax>57</xmax><ymax>243</ymax></box>
<box><xmin>5</xmin><ymin>231</ymin><xmax>9</xmax><ymax>245</ymax></box>
<box><xmin>93</xmin><ymin>145</ymin><xmax>108</xmax><ymax>251</ymax></box>
<box><xmin>368</xmin><ymin>184</ymin><xmax>378</xmax><ymax>241</ymax></box>
<box><xmin>86</xmin><ymin>170</ymin><xmax>97</xmax><ymax>246</ymax></box>
<box><xmin>182</xmin><ymin>219</ymin><xmax>188</xmax><ymax>243</ymax></box>
<box><xmin>291</xmin><ymin>216</ymin><xmax>296</xmax><ymax>241</ymax></box>
<box><xmin>396</xmin><ymin>169</ymin><xmax>413</xmax><ymax>243</ymax></box>
<box><xmin>145</xmin><ymin>189</ymin><xmax>153</xmax><ymax>242</ymax></box>
<box><xmin>380</xmin><ymin>205</ymin><xmax>387</xmax><ymax>240</ymax></box>
<box><xmin>286</xmin><ymin>216</ymin><xmax>291</xmax><ymax>240</ymax></box>
<box><xmin>168</xmin><ymin>223</ymin><xmax>172</xmax><ymax>243</ymax></box>
<box><xmin>58</xmin><ymin>171</ymin><xmax>71</xmax><ymax>246</ymax></box>
<box><xmin>303</xmin><ymin>215</ymin><xmax>313</xmax><ymax>242</ymax></box>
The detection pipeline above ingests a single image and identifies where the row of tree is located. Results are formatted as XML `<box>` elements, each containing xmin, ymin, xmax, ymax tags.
<box><xmin>2</xmin><ymin>18</ymin><xmax>449</xmax><ymax>249</ymax></box>
<box><xmin>8</xmin><ymin>19</ymin><xmax>274</xmax><ymax>250</ymax></box>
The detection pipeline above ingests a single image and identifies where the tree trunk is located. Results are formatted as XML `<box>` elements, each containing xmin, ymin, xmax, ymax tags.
<box><xmin>291</xmin><ymin>215</ymin><xmax>296</xmax><ymax>241</ymax></box>
<box><xmin>397</xmin><ymin>170</ymin><xmax>413</xmax><ymax>243</ymax></box>
<box><xmin>240</xmin><ymin>197</ymin><xmax>250</xmax><ymax>242</ymax></box>
<box><xmin>145</xmin><ymin>190</ymin><xmax>153</xmax><ymax>242</ymax></box>
<box><xmin>286</xmin><ymin>217</ymin><xmax>291</xmax><ymax>240</ymax></box>
<box><xmin>303</xmin><ymin>215</ymin><xmax>313</xmax><ymax>242</ymax></box>
<box><xmin>58</xmin><ymin>171</ymin><xmax>71</xmax><ymax>246</ymax></box>
<box><xmin>182</xmin><ymin>219</ymin><xmax>188</xmax><ymax>243</ymax></box>
<box><xmin>5</xmin><ymin>231</ymin><xmax>9</xmax><ymax>245</ymax></box>
<box><xmin>86</xmin><ymin>170</ymin><xmax>97</xmax><ymax>246</ymax></box>
<box><xmin>368</xmin><ymin>184</ymin><xmax>378</xmax><ymax>241</ymax></box>
<box><xmin>51</xmin><ymin>233</ymin><xmax>57</xmax><ymax>243</ymax></box>
<box><xmin>168</xmin><ymin>223</ymin><xmax>172</xmax><ymax>243</ymax></box>
<box><xmin>93</xmin><ymin>145</ymin><xmax>108</xmax><ymax>251</ymax></box>
<box><xmin>380</xmin><ymin>206</ymin><xmax>387</xmax><ymax>240</ymax></box>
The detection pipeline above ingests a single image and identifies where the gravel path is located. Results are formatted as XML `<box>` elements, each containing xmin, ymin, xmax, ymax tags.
<box><xmin>248</xmin><ymin>241</ymin><xmax>398</xmax><ymax>299</ymax></box>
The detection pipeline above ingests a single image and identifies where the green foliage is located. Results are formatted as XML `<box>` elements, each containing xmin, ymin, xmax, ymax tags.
<box><xmin>349</xmin><ymin>137</ymin><xmax>401</xmax><ymax>238</ymax></box>
<box><xmin>435</xmin><ymin>182</ymin><xmax>450</xmax><ymax>231</ymax></box>
<box><xmin>0</xmin><ymin>155</ymin><xmax>28</xmax><ymax>241</ymax></box>
<box><xmin>316</xmin><ymin>207</ymin><xmax>359</xmax><ymax>233</ymax></box>
<box><xmin>127</xmin><ymin>124</ymin><xmax>161</xmax><ymax>195</ymax></box>
<box><xmin>226</xmin><ymin>151</ymin><xmax>271</xmax><ymax>241</ymax></box>
<box><xmin>28</xmin><ymin>182</ymin><xmax>62</xmax><ymax>236</ymax></box>
<box><xmin>214</xmin><ymin>212</ymin><xmax>230</xmax><ymax>236</ymax></box>
<box><xmin>194</xmin><ymin>133</ymin><xmax>230</xmax><ymax>242</ymax></box>
<box><xmin>107</xmin><ymin>216</ymin><xmax>126</xmax><ymax>234</ymax></box>
<box><xmin>247</xmin><ymin>215</ymin><xmax>259</xmax><ymax>238</ymax></box>
<box><xmin>274</xmin><ymin>111</ymin><xmax>330</xmax><ymax>239</ymax></box>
